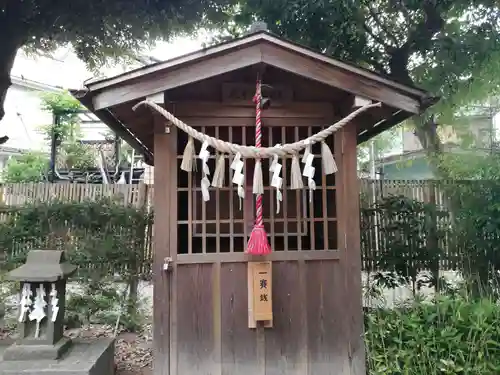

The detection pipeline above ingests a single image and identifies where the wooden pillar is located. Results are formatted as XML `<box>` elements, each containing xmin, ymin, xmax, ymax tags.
<box><xmin>153</xmin><ymin>116</ymin><xmax>177</xmax><ymax>375</ymax></box>
<box><xmin>340</xmin><ymin>123</ymin><xmax>365</xmax><ymax>374</ymax></box>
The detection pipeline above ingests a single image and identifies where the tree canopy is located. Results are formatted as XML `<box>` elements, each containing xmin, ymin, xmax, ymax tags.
<box><xmin>0</xmin><ymin>0</ymin><xmax>235</xmax><ymax>121</ymax></box>
<box><xmin>224</xmin><ymin>0</ymin><xmax>500</xmax><ymax>176</ymax></box>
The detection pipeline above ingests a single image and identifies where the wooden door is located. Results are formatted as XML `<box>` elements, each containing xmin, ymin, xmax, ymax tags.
<box><xmin>153</xmin><ymin>112</ymin><xmax>364</xmax><ymax>375</ymax></box>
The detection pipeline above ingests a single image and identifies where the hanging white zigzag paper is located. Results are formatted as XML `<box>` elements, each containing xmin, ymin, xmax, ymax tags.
<box><xmin>18</xmin><ymin>283</ymin><xmax>33</xmax><ymax>323</ymax></box>
<box><xmin>302</xmin><ymin>140</ymin><xmax>316</xmax><ymax>202</ymax></box>
<box><xmin>198</xmin><ymin>141</ymin><xmax>211</xmax><ymax>202</ymax></box>
<box><xmin>230</xmin><ymin>152</ymin><xmax>245</xmax><ymax>210</ymax></box>
<box><xmin>30</xmin><ymin>284</ymin><xmax>47</xmax><ymax>338</ymax></box>
<box><xmin>269</xmin><ymin>144</ymin><xmax>283</xmax><ymax>214</ymax></box>
<box><xmin>50</xmin><ymin>283</ymin><xmax>59</xmax><ymax>323</ymax></box>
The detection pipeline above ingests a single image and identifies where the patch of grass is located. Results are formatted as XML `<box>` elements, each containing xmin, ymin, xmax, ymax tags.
<box><xmin>365</xmin><ymin>295</ymin><xmax>500</xmax><ymax>374</ymax></box>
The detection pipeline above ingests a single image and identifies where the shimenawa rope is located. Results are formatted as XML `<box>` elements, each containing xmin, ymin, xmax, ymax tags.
<box><xmin>132</xmin><ymin>100</ymin><xmax>382</xmax><ymax>158</ymax></box>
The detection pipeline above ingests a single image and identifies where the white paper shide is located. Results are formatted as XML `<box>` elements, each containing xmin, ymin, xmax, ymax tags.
<box><xmin>18</xmin><ymin>283</ymin><xmax>33</xmax><ymax>323</ymax></box>
<box><xmin>269</xmin><ymin>144</ymin><xmax>283</xmax><ymax>214</ymax></box>
<box><xmin>29</xmin><ymin>285</ymin><xmax>47</xmax><ymax>338</ymax></box>
<box><xmin>50</xmin><ymin>283</ymin><xmax>59</xmax><ymax>323</ymax></box>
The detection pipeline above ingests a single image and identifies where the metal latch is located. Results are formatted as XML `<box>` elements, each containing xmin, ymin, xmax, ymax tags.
<box><xmin>163</xmin><ymin>257</ymin><xmax>173</xmax><ymax>272</ymax></box>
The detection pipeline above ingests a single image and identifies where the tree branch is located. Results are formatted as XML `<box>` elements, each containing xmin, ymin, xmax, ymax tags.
<box><xmin>363</xmin><ymin>23</ymin><xmax>393</xmax><ymax>50</ymax></box>
<box><xmin>367</xmin><ymin>6</ymin><xmax>400</xmax><ymax>46</ymax></box>
<box><xmin>387</xmin><ymin>0</ymin><xmax>446</xmax><ymax>84</ymax></box>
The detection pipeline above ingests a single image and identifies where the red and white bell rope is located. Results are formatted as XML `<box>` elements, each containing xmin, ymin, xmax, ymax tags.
<box><xmin>246</xmin><ymin>80</ymin><xmax>272</xmax><ymax>256</ymax></box>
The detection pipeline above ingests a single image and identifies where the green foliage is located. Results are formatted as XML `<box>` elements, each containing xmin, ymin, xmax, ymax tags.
<box><xmin>0</xmin><ymin>0</ymin><xmax>236</xmax><ymax>70</ymax></box>
<box><xmin>0</xmin><ymin>197</ymin><xmax>153</xmax><ymax>330</ymax></box>
<box><xmin>0</xmin><ymin>198</ymin><xmax>152</xmax><ymax>277</ymax></box>
<box><xmin>365</xmin><ymin>296</ymin><xmax>500</xmax><ymax>374</ymax></box>
<box><xmin>39</xmin><ymin>91</ymin><xmax>96</xmax><ymax>170</ymax></box>
<box><xmin>438</xmin><ymin>153</ymin><xmax>500</xmax><ymax>180</ymax></box>
<box><xmin>65</xmin><ymin>279</ymin><xmax>148</xmax><ymax>332</ymax></box>
<box><xmin>227</xmin><ymin>1</ymin><xmax>500</xmax><ymax>176</ymax></box>
<box><xmin>361</xmin><ymin>195</ymin><xmax>447</xmax><ymax>293</ymax></box>
<box><xmin>445</xmin><ymin>181</ymin><xmax>500</xmax><ymax>296</ymax></box>
<box><xmin>2</xmin><ymin>152</ymin><xmax>49</xmax><ymax>183</ymax></box>
<box><xmin>358</xmin><ymin>126</ymin><xmax>401</xmax><ymax>172</ymax></box>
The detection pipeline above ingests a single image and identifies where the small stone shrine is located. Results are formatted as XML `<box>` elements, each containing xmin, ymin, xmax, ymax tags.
<box><xmin>0</xmin><ymin>250</ymin><xmax>115</xmax><ymax>375</ymax></box>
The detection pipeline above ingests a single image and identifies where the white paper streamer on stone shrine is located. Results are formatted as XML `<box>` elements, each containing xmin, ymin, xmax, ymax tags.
<box><xmin>18</xmin><ymin>283</ymin><xmax>32</xmax><ymax>323</ymax></box>
<box><xmin>50</xmin><ymin>283</ymin><xmax>59</xmax><ymax>323</ymax></box>
<box><xmin>29</xmin><ymin>285</ymin><xmax>47</xmax><ymax>338</ymax></box>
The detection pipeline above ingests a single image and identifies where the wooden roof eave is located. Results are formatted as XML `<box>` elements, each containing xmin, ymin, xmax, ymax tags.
<box><xmin>70</xmin><ymin>89</ymin><xmax>154</xmax><ymax>165</ymax></box>
<box><xmin>84</xmin><ymin>33</ymin><xmax>434</xmax><ymax>116</ymax></box>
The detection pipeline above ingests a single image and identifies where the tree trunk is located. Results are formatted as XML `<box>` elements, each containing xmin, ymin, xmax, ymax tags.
<box><xmin>0</xmin><ymin>35</ymin><xmax>22</xmax><ymax>122</ymax></box>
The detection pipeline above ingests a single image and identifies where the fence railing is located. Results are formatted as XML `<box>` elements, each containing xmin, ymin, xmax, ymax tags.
<box><xmin>0</xmin><ymin>183</ymin><xmax>154</xmax><ymax>208</ymax></box>
<box><xmin>0</xmin><ymin>180</ymin><xmax>484</xmax><ymax>275</ymax></box>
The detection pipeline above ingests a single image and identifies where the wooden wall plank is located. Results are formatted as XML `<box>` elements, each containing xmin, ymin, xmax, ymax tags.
<box><xmin>220</xmin><ymin>262</ymin><xmax>258</xmax><ymax>375</ymax></box>
<box><xmin>265</xmin><ymin>261</ymin><xmax>306</xmax><ymax>375</ymax></box>
<box><xmin>176</xmin><ymin>263</ymin><xmax>216</xmax><ymax>375</ymax></box>
<box><xmin>306</xmin><ymin>260</ymin><xmax>348</xmax><ymax>375</ymax></box>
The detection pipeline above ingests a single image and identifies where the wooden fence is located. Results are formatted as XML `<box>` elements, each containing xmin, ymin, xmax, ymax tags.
<box><xmin>0</xmin><ymin>183</ymin><xmax>154</xmax><ymax>208</ymax></box>
<box><xmin>359</xmin><ymin>179</ymin><xmax>449</xmax><ymax>207</ymax></box>
<box><xmin>0</xmin><ymin>180</ymin><xmax>479</xmax><ymax>274</ymax></box>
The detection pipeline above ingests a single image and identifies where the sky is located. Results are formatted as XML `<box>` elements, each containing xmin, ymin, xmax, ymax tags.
<box><xmin>11</xmin><ymin>34</ymin><xmax>210</xmax><ymax>90</ymax></box>
<box><xmin>1</xmin><ymin>35</ymin><xmax>211</xmax><ymax>152</ymax></box>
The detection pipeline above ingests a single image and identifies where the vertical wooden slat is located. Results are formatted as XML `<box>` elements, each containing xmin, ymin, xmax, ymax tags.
<box><xmin>307</xmin><ymin>261</ymin><xmax>348</xmax><ymax>374</ymax></box>
<box><xmin>307</xmin><ymin>126</ymin><xmax>315</xmax><ymax>251</ymax></box>
<box><xmin>268</xmin><ymin>127</ymin><xmax>275</xmax><ymax>251</ymax></box>
<box><xmin>220</xmin><ymin>263</ymin><xmax>258</xmax><ymax>375</ymax></box>
<box><xmin>265</xmin><ymin>261</ymin><xmax>305</xmax><ymax>375</ymax></box>
<box><xmin>281</xmin><ymin>127</ymin><xmax>288</xmax><ymax>251</ymax></box>
<box><xmin>177</xmin><ymin>264</ymin><xmax>215</xmax><ymax>375</ymax></box>
<box><xmin>212</xmin><ymin>261</ymin><xmax>222</xmax><ymax>374</ymax></box>
<box><xmin>188</xmin><ymin>136</ymin><xmax>194</xmax><ymax>255</ymax></box>
<box><xmin>295</xmin><ymin>127</ymin><xmax>302</xmax><ymax>251</ymax></box>
<box><xmin>216</xmin><ymin>126</ymin><xmax>221</xmax><ymax>254</ymax></box>
<box><xmin>322</xmin><ymin>127</ymin><xmax>329</xmax><ymax>250</ymax></box>
<box><xmin>202</xmin><ymin>126</ymin><xmax>207</xmax><ymax>254</ymax></box>
<box><xmin>229</xmin><ymin>127</ymin><xmax>235</xmax><ymax>253</ymax></box>
<box><xmin>243</xmin><ymin>127</ymin><xmax>249</xmax><ymax>245</ymax></box>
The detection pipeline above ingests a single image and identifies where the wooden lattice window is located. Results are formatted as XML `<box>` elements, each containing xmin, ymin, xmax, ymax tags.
<box><xmin>176</xmin><ymin>125</ymin><xmax>337</xmax><ymax>254</ymax></box>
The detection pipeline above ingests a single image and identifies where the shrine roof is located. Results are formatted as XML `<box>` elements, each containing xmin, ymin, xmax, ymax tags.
<box><xmin>72</xmin><ymin>30</ymin><xmax>437</xmax><ymax>165</ymax></box>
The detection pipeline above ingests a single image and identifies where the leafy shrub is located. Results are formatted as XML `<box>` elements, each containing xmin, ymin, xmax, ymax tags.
<box><xmin>366</xmin><ymin>296</ymin><xmax>500</xmax><ymax>374</ymax></box>
<box><xmin>361</xmin><ymin>195</ymin><xmax>448</xmax><ymax>293</ymax></box>
<box><xmin>0</xmin><ymin>197</ymin><xmax>153</xmax><ymax>331</ymax></box>
<box><xmin>446</xmin><ymin>181</ymin><xmax>500</xmax><ymax>296</ymax></box>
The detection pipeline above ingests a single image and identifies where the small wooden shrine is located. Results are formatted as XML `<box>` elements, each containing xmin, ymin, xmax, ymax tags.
<box><xmin>74</xmin><ymin>27</ymin><xmax>436</xmax><ymax>375</ymax></box>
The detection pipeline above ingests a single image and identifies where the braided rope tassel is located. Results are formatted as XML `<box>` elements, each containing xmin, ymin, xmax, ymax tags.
<box><xmin>246</xmin><ymin>79</ymin><xmax>271</xmax><ymax>256</ymax></box>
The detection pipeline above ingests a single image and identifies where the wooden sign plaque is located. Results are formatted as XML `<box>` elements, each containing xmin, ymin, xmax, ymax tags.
<box><xmin>248</xmin><ymin>261</ymin><xmax>273</xmax><ymax>328</ymax></box>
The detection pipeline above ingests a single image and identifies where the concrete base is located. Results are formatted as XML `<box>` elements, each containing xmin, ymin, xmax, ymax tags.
<box><xmin>0</xmin><ymin>338</ymin><xmax>114</xmax><ymax>375</ymax></box>
<box><xmin>3</xmin><ymin>338</ymin><xmax>73</xmax><ymax>361</ymax></box>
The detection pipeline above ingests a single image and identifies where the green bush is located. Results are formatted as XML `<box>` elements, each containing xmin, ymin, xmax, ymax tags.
<box><xmin>0</xmin><ymin>197</ymin><xmax>152</xmax><ymax>278</ymax></box>
<box><xmin>0</xmin><ymin>197</ymin><xmax>153</xmax><ymax>331</ymax></box>
<box><xmin>361</xmin><ymin>195</ymin><xmax>448</xmax><ymax>293</ymax></box>
<box><xmin>366</xmin><ymin>296</ymin><xmax>500</xmax><ymax>374</ymax></box>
